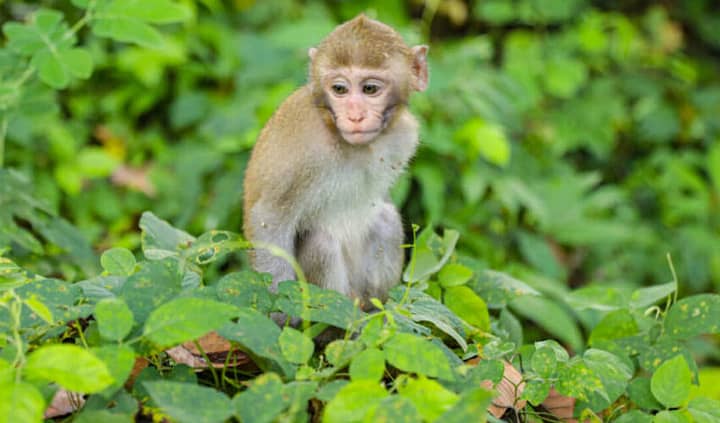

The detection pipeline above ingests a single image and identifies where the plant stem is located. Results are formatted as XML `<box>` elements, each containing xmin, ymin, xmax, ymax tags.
<box><xmin>0</xmin><ymin>117</ymin><xmax>8</xmax><ymax>169</ymax></box>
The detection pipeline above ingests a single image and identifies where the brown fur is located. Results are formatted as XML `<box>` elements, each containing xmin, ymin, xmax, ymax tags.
<box><xmin>242</xmin><ymin>15</ymin><xmax>428</xmax><ymax>309</ymax></box>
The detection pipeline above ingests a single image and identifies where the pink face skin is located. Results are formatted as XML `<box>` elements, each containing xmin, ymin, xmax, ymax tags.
<box><xmin>323</xmin><ymin>68</ymin><xmax>395</xmax><ymax>145</ymax></box>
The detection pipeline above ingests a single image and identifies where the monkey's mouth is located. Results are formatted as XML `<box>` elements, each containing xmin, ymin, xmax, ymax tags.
<box><xmin>341</xmin><ymin>129</ymin><xmax>381</xmax><ymax>144</ymax></box>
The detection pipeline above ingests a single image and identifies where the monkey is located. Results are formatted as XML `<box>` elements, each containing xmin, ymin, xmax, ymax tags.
<box><xmin>242</xmin><ymin>15</ymin><xmax>428</xmax><ymax>314</ymax></box>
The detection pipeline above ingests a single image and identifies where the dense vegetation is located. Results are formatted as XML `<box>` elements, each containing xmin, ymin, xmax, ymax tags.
<box><xmin>1</xmin><ymin>0</ymin><xmax>719</xmax><ymax>421</ymax></box>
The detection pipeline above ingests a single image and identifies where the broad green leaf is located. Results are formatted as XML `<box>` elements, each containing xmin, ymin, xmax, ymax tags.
<box><xmin>143</xmin><ymin>297</ymin><xmax>239</xmax><ymax>348</ymax></box>
<box><xmin>396</xmin><ymin>290</ymin><xmax>467</xmax><ymax>350</ymax></box>
<box><xmin>614</xmin><ymin>410</ymin><xmax>653</xmax><ymax>423</ymax></box>
<box><xmin>629</xmin><ymin>281</ymin><xmax>676</xmax><ymax>309</ymax></box>
<box><xmin>443</xmin><ymin>285</ymin><xmax>490</xmax><ymax>331</ymax></box>
<box><xmin>3</xmin><ymin>9</ymin><xmax>64</xmax><ymax>56</ymax></box>
<box><xmin>316</xmin><ymin>380</ymin><xmax>349</xmax><ymax>402</ymax></box>
<box><xmin>438</xmin><ymin>387</ymin><xmax>493</xmax><ymax>423</ymax></box>
<box><xmin>511</xmin><ymin>296</ymin><xmax>583</xmax><ymax>352</ymax></box>
<box><xmin>92</xmin><ymin>345</ymin><xmax>136</xmax><ymax>396</ymax></box>
<box><xmin>588</xmin><ymin>309</ymin><xmax>638</xmax><ymax>347</ymax></box>
<box><xmin>144</xmin><ymin>381</ymin><xmax>232</xmax><ymax>423</ymax></box>
<box><xmin>522</xmin><ymin>379</ymin><xmax>551</xmax><ymax>405</ymax></box>
<box><xmin>349</xmin><ymin>348</ymin><xmax>385</xmax><ymax>382</ymax></box>
<box><xmin>276</xmin><ymin>281</ymin><xmax>363</xmax><ymax>329</ymax></box>
<box><xmin>282</xmin><ymin>381</ymin><xmax>317</xmax><ymax>420</ymax></box>
<box><xmin>15</xmin><ymin>278</ymin><xmax>83</xmax><ymax>326</ymax></box>
<box><xmin>233</xmin><ymin>373</ymin><xmax>286</xmax><ymax>423</ymax></box>
<box><xmin>581</xmin><ymin>349</ymin><xmax>633</xmax><ymax>412</ymax></box>
<box><xmin>664</xmin><ymin>294</ymin><xmax>720</xmax><ymax>339</ymax></box>
<box><xmin>93</xmin><ymin>17</ymin><xmax>164</xmax><ymax>48</ymax></box>
<box><xmin>323</xmin><ymin>380</ymin><xmax>387</xmax><ymax>423</ymax></box>
<box><xmin>101</xmin><ymin>248</ymin><xmax>136</xmax><ymax>276</ymax></box>
<box><xmin>24</xmin><ymin>345</ymin><xmax>113</xmax><ymax>393</ymax></box>
<box><xmin>215</xmin><ymin>271</ymin><xmax>273</xmax><ymax>313</ymax></box>
<box><xmin>325</xmin><ymin>340</ymin><xmax>364</xmax><ymax>368</ymax></box>
<box><xmin>555</xmin><ymin>359</ymin><xmax>604</xmax><ymax>402</ymax></box>
<box><xmin>651</xmin><ymin>355</ymin><xmax>692</xmax><ymax>408</ymax></box>
<box><xmin>543</xmin><ymin>56</ymin><xmax>588</xmax><ymax>98</ymax></box>
<box><xmin>383</xmin><ymin>333</ymin><xmax>454</xmax><ymax>380</ymax></box>
<box><xmin>104</xmin><ymin>0</ymin><xmax>192</xmax><ymax>24</ymax></box>
<box><xmin>653</xmin><ymin>410</ymin><xmax>693</xmax><ymax>423</ymax></box>
<box><xmin>688</xmin><ymin>397</ymin><xmax>720</xmax><ymax>423</ymax></box>
<box><xmin>438</xmin><ymin>263</ymin><xmax>473</xmax><ymax>288</ymax></box>
<box><xmin>279</xmin><ymin>327</ymin><xmax>314</xmax><ymax>364</ymax></box>
<box><xmin>23</xmin><ymin>296</ymin><xmax>53</xmax><ymax>324</ymax></box>
<box><xmin>95</xmin><ymin>298</ymin><xmax>135</xmax><ymax>341</ymax></box>
<box><xmin>186</xmin><ymin>230</ymin><xmax>249</xmax><ymax>266</ymax></box>
<box><xmin>217</xmin><ymin>309</ymin><xmax>294</xmax><ymax>377</ymax></box>
<box><xmin>531</xmin><ymin>347</ymin><xmax>557</xmax><ymax>378</ymax></box>
<box><xmin>0</xmin><ymin>382</ymin><xmax>45</xmax><ymax>423</ymax></box>
<box><xmin>404</xmin><ymin>229</ymin><xmax>459</xmax><ymax>283</ymax></box>
<box><xmin>139</xmin><ymin>212</ymin><xmax>195</xmax><ymax>260</ymax></box>
<box><xmin>119</xmin><ymin>259</ymin><xmax>182</xmax><ymax>324</ymax></box>
<box><xmin>454</xmin><ymin>118</ymin><xmax>511</xmax><ymax>167</ymax></box>
<box><xmin>398</xmin><ymin>377</ymin><xmax>459</xmax><ymax>421</ymax></box>
<box><xmin>368</xmin><ymin>396</ymin><xmax>422</xmax><ymax>422</ymax></box>
<box><xmin>628</xmin><ymin>377</ymin><xmax>663</xmax><ymax>411</ymax></box>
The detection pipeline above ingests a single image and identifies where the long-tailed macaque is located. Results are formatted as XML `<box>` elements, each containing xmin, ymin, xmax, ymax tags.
<box><xmin>243</xmin><ymin>15</ymin><xmax>428</xmax><ymax>310</ymax></box>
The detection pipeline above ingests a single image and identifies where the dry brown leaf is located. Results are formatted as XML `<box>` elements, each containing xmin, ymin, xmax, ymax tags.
<box><xmin>44</xmin><ymin>389</ymin><xmax>85</xmax><ymax>418</ymax></box>
<box><xmin>166</xmin><ymin>332</ymin><xmax>251</xmax><ymax>369</ymax></box>
<box><xmin>466</xmin><ymin>357</ymin><xmax>527</xmax><ymax>418</ymax></box>
<box><xmin>111</xmin><ymin>165</ymin><xmax>156</xmax><ymax>197</ymax></box>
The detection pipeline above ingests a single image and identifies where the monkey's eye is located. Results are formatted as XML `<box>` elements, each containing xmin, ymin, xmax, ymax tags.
<box><xmin>331</xmin><ymin>83</ymin><xmax>348</xmax><ymax>95</ymax></box>
<box><xmin>362</xmin><ymin>83</ymin><xmax>381</xmax><ymax>95</ymax></box>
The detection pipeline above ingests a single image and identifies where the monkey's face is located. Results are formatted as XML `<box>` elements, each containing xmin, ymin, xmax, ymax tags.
<box><xmin>322</xmin><ymin>68</ymin><xmax>398</xmax><ymax>145</ymax></box>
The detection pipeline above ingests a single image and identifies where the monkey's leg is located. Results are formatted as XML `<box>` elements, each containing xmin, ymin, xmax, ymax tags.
<box><xmin>247</xmin><ymin>202</ymin><xmax>297</xmax><ymax>292</ymax></box>
<box><xmin>296</xmin><ymin>229</ymin><xmax>352</xmax><ymax>297</ymax></box>
<box><xmin>354</xmin><ymin>202</ymin><xmax>404</xmax><ymax>305</ymax></box>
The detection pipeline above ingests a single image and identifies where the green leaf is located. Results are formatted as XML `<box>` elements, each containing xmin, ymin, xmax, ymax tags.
<box><xmin>95</xmin><ymin>298</ymin><xmax>135</xmax><ymax>341</ymax></box>
<box><xmin>23</xmin><ymin>296</ymin><xmax>53</xmax><ymax>324</ymax></box>
<box><xmin>511</xmin><ymin>295</ymin><xmax>584</xmax><ymax>352</ymax></box>
<box><xmin>383</xmin><ymin>333</ymin><xmax>455</xmax><ymax>380</ymax></box>
<box><xmin>325</xmin><ymin>340</ymin><xmax>364</xmax><ymax>368</ymax></box>
<box><xmin>398</xmin><ymin>377</ymin><xmax>459</xmax><ymax>421</ymax></box>
<box><xmin>215</xmin><ymin>271</ymin><xmax>273</xmax><ymax>314</ymax></box>
<box><xmin>628</xmin><ymin>377</ymin><xmax>663</xmax><ymax>411</ymax></box>
<box><xmin>101</xmin><ymin>248</ymin><xmax>136</xmax><ymax>276</ymax></box>
<box><xmin>651</xmin><ymin>355</ymin><xmax>692</xmax><ymax>408</ymax></box>
<box><xmin>3</xmin><ymin>9</ymin><xmax>64</xmax><ymax>56</ymax></box>
<box><xmin>92</xmin><ymin>345</ymin><xmax>136</xmax><ymax>396</ymax></box>
<box><xmin>688</xmin><ymin>397</ymin><xmax>720</xmax><ymax>423</ymax></box>
<box><xmin>629</xmin><ymin>281</ymin><xmax>676</xmax><ymax>309</ymax></box>
<box><xmin>664</xmin><ymin>294</ymin><xmax>720</xmax><ymax>339</ymax></box>
<box><xmin>349</xmin><ymin>348</ymin><xmax>385</xmax><ymax>382</ymax></box>
<box><xmin>588</xmin><ymin>309</ymin><xmax>638</xmax><ymax>347</ymax></box>
<box><xmin>217</xmin><ymin>309</ymin><xmax>294</xmax><ymax>377</ymax></box>
<box><xmin>0</xmin><ymin>382</ymin><xmax>45</xmax><ymax>423</ymax></box>
<box><xmin>143</xmin><ymin>297</ymin><xmax>239</xmax><ymax>348</ymax></box>
<box><xmin>24</xmin><ymin>345</ymin><xmax>113</xmax><ymax>393</ymax></box>
<box><xmin>522</xmin><ymin>379</ymin><xmax>551</xmax><ymax>405</ymax></box>
<box><xmin>139</xmin><ymin>212</ymin><xmax>195</xmax><ymax>260</ymax></box>
<box><xmin>438</xmin><ymin>387</ymin><xmax>493</xmax><ymax>423</ymax></box>
<box><xmin>404</xmin><ymin>229</ymin><xmax>460</xmax><ymax>283</ymax></box>
<box><xmin>368</xmin><ymin>396</ymin><xmax>422</xmax><ymax>422</ymax></box>
<box><xmin>395</xmin><ymin>290</ymin><xmax>467</xmax><ymax>351</ymax></box>
<box><xmin>653</xmin><ymin>410</ymin><xmax>693</xmax><ymax>423</ymax></box>
<box><xmin>92</xmin><ymin>0</ymin><xmax>191</xmax><ymax>48</ymax></box>
<box><xmin>443</xmin><ymin>285</ymin><xmax>490</xmax><ymax>331</ymax></box>
<box><xmin>279</xmin><ymin>327</ymin><xmax>314</xmax><ymax>364</ymax></box>
<box><xmin>438</xmin><ymin>263</ymin><xmax>473</xmax><ymax>288</ymax></box>
<box><xmin>323</xmin><ymin>380</ymin><xmax>387</xmax><ymax>422</ymax></box>
<box><xmin>614</xmin><ymin>410</ymin><xmax>653</xmax><ymax>423</ymax></box>
<box><xmin>276</xmin><ymin>281</ymin><xmax>363</xmax><ymax>330</ymax></box>
<box><xmin>581</xmin><ymin>349</ymin><xmax>633</xmax><ymax>412</ymax></box>
<box><xmin>105</xmin><ymin>0</ymin><xmax>192</xmax><ymax>24</ymax></box>
<box><xmin>543</xmin><ymin>56</ymin><xmax>588</xmax><ymax>98</ymax></box>
<box><xmin>555</xmin><ymin>358</ymin><xmax>604</xmax><ymax>403</ymax></box>
<box><xmin>119</xmin><ymin>259</ymin><xmax>182</xmax><ymax>324</ymax></box>
<box><xmin>531</xmin><ymin>346</ymin><xmax>557</xmax><ymax>378</ymax></box>
<box><xmin>144</xmin><ymin>381</ymin><xmax>232</xmax><ymax>423</ymax></box>
<box><xmin>232</xmin><ymin>373</ymin><xmax>286</xmax><ymax>423</ymax></box>
<box><xmin>454</xmin><ymin>118</ymin><xmax>511</xmax><ymax>167</ymax></box>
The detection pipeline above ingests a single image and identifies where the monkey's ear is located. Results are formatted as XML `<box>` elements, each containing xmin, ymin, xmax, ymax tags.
<box><xmin>410</xmin><ymin>45</ymin><xmax>429</xmax><ymax>92</ymax></box>
<box><xmin>308</xmin><ymin>47</ymin><xmax>318</xmax><ymax>61</ymax></box>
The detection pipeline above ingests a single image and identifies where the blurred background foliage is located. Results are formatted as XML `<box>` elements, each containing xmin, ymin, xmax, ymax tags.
<box><xmin>1</xmin><ymin>0</ymin><xmax>719</xmax><ymax>337</ymax></box>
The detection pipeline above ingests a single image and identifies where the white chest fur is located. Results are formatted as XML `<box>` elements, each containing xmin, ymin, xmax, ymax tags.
<box><xmin>301</xmin><ymin>115</ymin><xmax>418</xmax><ymax>243</ymax></box>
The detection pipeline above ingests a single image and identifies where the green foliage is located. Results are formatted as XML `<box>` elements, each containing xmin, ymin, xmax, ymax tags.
<box><xmin>1</xmin><ymin>0</ymin><xmax>719</xmax><ymax>421</ymax></box>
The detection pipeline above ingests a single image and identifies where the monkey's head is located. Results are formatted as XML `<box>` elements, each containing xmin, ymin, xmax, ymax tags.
<box><xmin>309</xmin><ymin>15</ymin><xmax>428</xmax><ymax>145</ymax></box>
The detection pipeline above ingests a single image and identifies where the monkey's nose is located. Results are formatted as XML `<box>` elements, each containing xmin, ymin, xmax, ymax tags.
<box><xmin>348</xmin><ymin>115</ymin><xmax>365</xmax><ymax>123</ymax></box>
